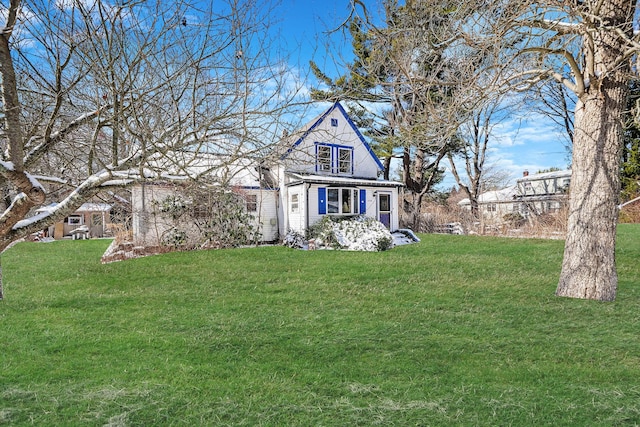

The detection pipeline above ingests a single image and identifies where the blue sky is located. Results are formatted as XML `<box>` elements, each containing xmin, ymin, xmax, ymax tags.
<box><xmin>272</xmin><ymin>0</ymin><xmax>571</xmax><ymax>189</ymax></box>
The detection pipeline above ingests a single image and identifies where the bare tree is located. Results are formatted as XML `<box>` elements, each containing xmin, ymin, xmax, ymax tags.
<box><xmin>0</xmin><ymin>0</ymin><xmax>301</xmax><ymax>298</ymax></box>
<box><xmin>312</xmin><ymin>1</ymin><xmax>481</xmax><ymax>229</ymax></box>
<box><xmin>447</xmin><ymin>92</ymin><xmax>515</xmax><ymax>219</ymax></box>
<box><xmin>484</xmin><ymin>0</ymin><xmax>636</xmax><ymax>301</ymax></box>
<box><xmin>526</xmin><ymin>79</ymin><xmax>576</xmax><ymax>153</ymax></box>
<box><xmin>350</xmin><ymin>0</ymin><xmax>637</xmax><ymax>301</ymax></box>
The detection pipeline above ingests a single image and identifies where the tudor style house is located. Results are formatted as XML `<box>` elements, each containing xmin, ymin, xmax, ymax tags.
<box><xmin>131</xmin><ymin>102</ymin><xmax>402</xmax><ymax>245</ymax></box>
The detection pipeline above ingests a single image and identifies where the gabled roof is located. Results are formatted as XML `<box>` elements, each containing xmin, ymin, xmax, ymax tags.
<box><xmin>278</xmin><ymin>101</ymin><xmax>384</xmax><ymax>171</ymax></box>
<box><xmin>458</xmin><ymin>185</ymin><xmax>518</xmax><ymax>206</ymax></box>
<box><xmin>516</xmin><ymin>169</ymin><xmax>571</xmax><ymax>183</ymax></box>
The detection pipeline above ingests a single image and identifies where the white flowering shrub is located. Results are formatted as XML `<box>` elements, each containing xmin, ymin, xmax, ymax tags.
<box><xmin>308</xmin><ymin>215</ymin><xmax>394</xmax><ymax>252</ymax></box>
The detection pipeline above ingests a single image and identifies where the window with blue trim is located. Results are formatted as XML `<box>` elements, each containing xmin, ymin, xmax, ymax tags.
<box><xmin>317</xmin><ymin>145</ymin><xmax>331</xmax><ymax>172</ymax></box>
<box><xmin>316</xmin><ymin>143</ymin><xmax>353</xmax><ymax>175</ymax></box>
<box><xmin>338</xmin><ymin>148</ymin><xmax>352</xmax><ymax>174</ymax></box>
<box><xmin>326</xmin><ymin>188</ymin><xmax>359</xmax><ymax>215</ymax></box>
<box><xmin>330</xmin><ymin>118</ymin><xmax>338</xmax><ymax>127</ymax></box>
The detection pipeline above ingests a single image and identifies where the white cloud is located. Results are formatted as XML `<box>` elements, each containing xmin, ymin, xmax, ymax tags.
<box><xmin>441</xmin><ymin>112</ymin><xmax>570</xmax><ymax>191</ymax></box>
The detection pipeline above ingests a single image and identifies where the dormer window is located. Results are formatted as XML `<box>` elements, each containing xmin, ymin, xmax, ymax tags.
<box><xmin>338</xmin><ymin>148</ymin><xmax>352</xmax><ymax>174</ymax></box>
<box><xmin>316</xmin><ymin>143</ymin><xmax>353</xmax><ymax>175</ymax></box>
<box><xmin>317</xmin><ymin>145</ymin><xmax>331</xmax><ymax>172</ymax></box>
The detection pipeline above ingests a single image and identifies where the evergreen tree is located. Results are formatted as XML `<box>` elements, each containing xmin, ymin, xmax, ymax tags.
<box><xmin>310</xmin><ymin>1</ymin><xmax>463</xmax><ymax>229</ymax></box>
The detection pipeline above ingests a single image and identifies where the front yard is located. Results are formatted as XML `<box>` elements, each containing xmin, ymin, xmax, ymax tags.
<box><xmin>1</xmin><ymin>226</ymin><xmax>639</xmax><ymax>425</ymax></box>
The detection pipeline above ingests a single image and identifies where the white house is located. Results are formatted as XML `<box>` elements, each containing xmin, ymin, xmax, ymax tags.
<box><xmin>515</xmin><ymin>169</ymin><xmax>571</xmax><ymax>215</ymax></box>
<box><xmin>271</xmin><ymin>101</ymin><xmax>402</xmax><ymax>236</ymax></box>
<box><xmin>131</xmin><ymin>102</ymin><xmax>402</xmax><ymax>245</ymax></box>
<box><xmin>459</xmin><ymin>169</ymin><xmax>571</xmax><ymax>221</ymax></box>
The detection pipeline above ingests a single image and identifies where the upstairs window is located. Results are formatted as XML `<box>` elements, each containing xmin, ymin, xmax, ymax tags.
<box><xmin>338</xmin><ymin>148</ymin><xmax>352</xmax><ymax>174</ymax></box>
<box><xmin>316</xmin><ymin>143</ymin><xmax>353</xmax><ymax>175</ymax></box>
<box><xmin>330</xmin><ymin>118</ymin><xmax>338</xmax><ymax>127</ymax></box>
<box><xmin>317</xmin><ymin>145</ymin><xmax>331</xmax><ymax>172</ymax></box>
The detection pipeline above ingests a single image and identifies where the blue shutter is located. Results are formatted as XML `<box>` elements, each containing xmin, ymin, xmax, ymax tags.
<box><xmin>359</xmin><ymin>189</ymin><xmax>366</xmax><ymax>214</ymax></box>
<box><xmin>318</xmin><ymin>187</ymin><xmax>327</xmax><ymax>214</ymax></box>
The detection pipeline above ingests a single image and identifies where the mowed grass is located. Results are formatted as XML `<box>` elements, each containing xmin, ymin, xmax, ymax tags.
<box><xmin>1</xmin><ymin>225</ymin><xmax>639</xmax><ymax>426</ymax></box>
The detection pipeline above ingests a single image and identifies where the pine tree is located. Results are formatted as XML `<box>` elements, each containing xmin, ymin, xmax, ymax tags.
<box><xmin>309</xmin><ymin>2</ymin><xmax>460</xmax><ymax>229</ymax></box>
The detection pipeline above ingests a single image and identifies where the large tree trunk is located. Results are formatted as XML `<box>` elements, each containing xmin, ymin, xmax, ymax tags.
<box><xmin>556</xmin><ymin>0</ymin><xmax>631</xmax><ymax>301</ymax></box>
<box><xmin>556</xmin><ymin>89</ymin><xmax>625</xmax><ymax>301</ymax></box>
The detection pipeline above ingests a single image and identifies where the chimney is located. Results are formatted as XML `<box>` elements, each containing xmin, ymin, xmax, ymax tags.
<box><xmin>523</xmin><ymin>170</ymin><xmax>529</xmax><ymax>177</ymax></box>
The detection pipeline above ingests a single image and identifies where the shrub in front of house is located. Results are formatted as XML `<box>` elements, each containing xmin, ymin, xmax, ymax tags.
<box><xmin>283</xmin><ymin>229</ymin><xmax>306</xmax><ymax>249</ymax></box>
<box><xmin>305</xmin><ymin>215</ymin><xmax>394</xmax><ymax>252</ymax></box>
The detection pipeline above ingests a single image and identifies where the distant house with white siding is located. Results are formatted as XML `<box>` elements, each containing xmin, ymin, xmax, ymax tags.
<box><xmin>131</xmin><ymin>102</ymin><xmax>402</xmax><ymax>245</ymax></box>
<box><xmin>459</xmin><ymin>169</ymin><xmax>571</xmax><ymax>221</ymax></box>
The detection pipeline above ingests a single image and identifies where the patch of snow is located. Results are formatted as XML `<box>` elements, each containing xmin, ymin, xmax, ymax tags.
<box><xmin>391</xmin><ymin>232</ymin><xmax>415</xmax><ymax>246</ymax></box>
<box><xmin>330</xmin><ymin>218</ymin><xmax>394</xmax><ymax>251</ymax></box>
<box><xmin>0</xmin><ymin>160</ymin><xmax>14</xmax><ymax>171</ymax></box>
<box><xmin>25</xmin><ymin>172</ymin><xmax>45</xmax><ymax>190</ymax></box>
<box><xmin>31</xmin><ymin>175</ymin><xmax>68</xmax><ymax>184</ymax></box>
<box><xmin>396</xmin><ymin>228</ymin><xmax>421</xmax><ymax>242</ymax></box>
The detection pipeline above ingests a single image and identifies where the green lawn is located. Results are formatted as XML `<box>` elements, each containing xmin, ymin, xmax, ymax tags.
<box><xmin>1</xmin><ymin>225</ymin><xmax>639</xmax><ymax>426</ymax></box>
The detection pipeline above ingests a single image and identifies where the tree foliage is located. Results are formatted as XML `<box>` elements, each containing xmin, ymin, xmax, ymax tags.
<box><xmin>339</xmin><ymin>0</ymin><xmax>639</xmax><ymax>300</ymax></box>
<box><xmin>310</xmin><ymin>1</ymin><xmax>476</xmax><ymax>229</ymax></box>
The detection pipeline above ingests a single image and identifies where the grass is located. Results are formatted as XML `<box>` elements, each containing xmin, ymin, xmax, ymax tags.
<box><xmin>1</xmin><ymin>225</ymin><xmax>639</xmax><ymax>425</ymax></box>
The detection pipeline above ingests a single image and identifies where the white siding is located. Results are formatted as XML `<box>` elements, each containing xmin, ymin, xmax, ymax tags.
<box><xmin>131</xmin><ymin>184</ymin><xmax>176</xmax><ymax>246</ymax></box>
<box><xmin>249</xmin><ymin>189</ymin><xmax>279</xmax><ymax>241</ymax></box>
<box><xmin>131</xmin><ymin>184</ymin><xmax>278</xmax><ymax>245</ymax></box>
<box><xmin>283</xmin><ymin>108</ymin><xmax>381</xmax><ymax>179</ymax></box>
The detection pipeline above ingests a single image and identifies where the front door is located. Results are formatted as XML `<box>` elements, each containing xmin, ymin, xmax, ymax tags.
<box><xmin>378</xmin><ymin>193</ymin><xmax>391</xmax><ymax>229</ymax></box>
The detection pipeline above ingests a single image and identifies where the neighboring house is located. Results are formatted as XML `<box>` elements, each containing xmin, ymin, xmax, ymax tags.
<box><xmin>131</xmin><ymin>102</ymin><xmax>402</xmax><ymax>245</ymax></box>
<box><xmin>459</xmin><ymin>169</ymin><xmax>571</xmax><ymax>221</ymax></box>
<box><xmin>459</xmin><ymin>185</ymin><xmax>519</xmax><ymax>220</ymax></box>
<box><xmin>515</xmin><ymin>169</ymin><xmax>571</xmax><ymax>216</ymax></box>
<box><xmin>41</xmin><ymin>202</ymin><xmax>114</xmax><ymax>239</ymax></box>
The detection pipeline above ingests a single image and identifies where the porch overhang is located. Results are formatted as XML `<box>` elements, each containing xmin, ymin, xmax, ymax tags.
<box><xmin>285</xmin><ymin>172</ymin><xmax>403</xmax><ymax>188</ymax></box>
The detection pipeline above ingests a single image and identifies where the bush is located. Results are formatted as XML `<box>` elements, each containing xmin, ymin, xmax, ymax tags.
<box><xmin>308</xmin><ymin>215</ymin><xmax>394</xmax><ymax>252</ymax></box>
<box><xmin>283</xmin><ymin>229</ymin><xmax>306</xmax><ymax>248</ymax></box>
<box><xmin>503</xmin><ymin>212</ymin><xmax>525</xmax><ymax>227</ymax></box>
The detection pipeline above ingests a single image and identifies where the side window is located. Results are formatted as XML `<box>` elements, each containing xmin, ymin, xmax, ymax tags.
<box><xmin>291</xmin><ymin>194</ymin><xmax>299</xmax><ymax>213</ymax></box>
<box><xmin>67</xmin><ymin>215</ymin><xmax>83</xmax><ymax>225</ymax></box>
<box><xmin>246</xmin><ymin>194</ymin><xmax>258</xmax><ymax>212</ymax></box>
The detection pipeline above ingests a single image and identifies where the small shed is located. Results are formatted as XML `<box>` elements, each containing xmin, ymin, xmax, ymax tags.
<box><xmin>43</xmin><ymin>203</ymin><xmax>113</xmax><ymax>239</ymax></box>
